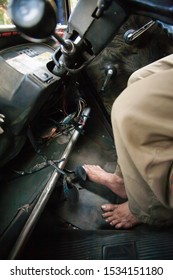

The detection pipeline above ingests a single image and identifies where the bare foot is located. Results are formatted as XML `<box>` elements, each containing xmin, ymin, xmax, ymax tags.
<box><xmin>83</xmin><ymin>164</ymin><xmax>127</xmax><ymax>199</ymax></box>
<box><xmin>101</xmin><ymin>202</ymin><xmax>141</xmax><ymax>229</ymax></box>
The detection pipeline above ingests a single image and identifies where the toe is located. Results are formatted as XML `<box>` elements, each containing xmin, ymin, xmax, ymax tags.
<box><xmin>104</xmin><ymin>215</ymin><xmax>117</xmax><ymax>223</ymax></box>
<box><xmin>114</xmin><ymin>223</ymin><xmax>123</xmax><ymax>229</ymax></box>
<box><xmin>102</xmin><ymin>211</ymin><xmax>116</xmax><ymax>224</ymax></box>
<box><xmin>109</xmin><ymin>218</ymin><xmax>119</xmax><ymax>226</ymax></box>
<box><xmin>101</xmin><ymin>204</ymin><xmax>117</xmax><ymax>212</ymax></box>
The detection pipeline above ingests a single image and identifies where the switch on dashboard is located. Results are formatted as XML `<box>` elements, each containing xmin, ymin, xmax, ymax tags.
<box><xmin>33</xmin><ymin>69</ymin><xmax>53</xmax><ymax>83</ymax></box>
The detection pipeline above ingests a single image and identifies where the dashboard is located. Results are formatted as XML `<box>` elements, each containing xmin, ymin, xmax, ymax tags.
<box><xmin>0</xmin><ymin>42</ymin><xmax>60</xmax><ymax>144</ymax></box>
<box><xmin>0</xmin><ymin>43</ymin><xmax>57</xmax><ymax>83</ymax></box>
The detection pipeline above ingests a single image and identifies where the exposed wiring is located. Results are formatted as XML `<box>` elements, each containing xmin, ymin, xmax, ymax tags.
<box><xmin>41</xmin><ymin>97</ymin><xmax>87</xmax><ymax>141</ymax></box>
<box><xmin>9</xmin><ymin>98</ymin><xmax>87</xmax><ymax>179</ymax></box>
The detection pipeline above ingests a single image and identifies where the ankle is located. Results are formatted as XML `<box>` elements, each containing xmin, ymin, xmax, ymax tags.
<box><xmin>115</xmin><ymin>174</ymin><xmax>124</xmax><ymax>185</ymax></box>
<box><xmin>107</xmin><ymin>173</ymin><xmax>124</xmax><ymax>189</ymax></box>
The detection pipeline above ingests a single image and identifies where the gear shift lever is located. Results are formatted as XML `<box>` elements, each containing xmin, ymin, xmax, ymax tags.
<box><xmin>8</xmin><ymin>0</ymin><xmax>68</xmax><ymax>46</ymax></box>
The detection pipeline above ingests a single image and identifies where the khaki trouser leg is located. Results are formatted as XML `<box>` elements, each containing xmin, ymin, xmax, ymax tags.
<box><xmin>128</xmin><ymin>54</ymin><xmax>173</xmax><ymax>86</ymax></box>
<box><xmin>111</xmin><ymin>55</ymin><xmax>173</xmax><ymax>225</ymax></box>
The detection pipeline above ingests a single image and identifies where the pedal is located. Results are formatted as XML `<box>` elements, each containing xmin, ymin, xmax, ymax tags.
<box><xmin>75</xmin><ymin>165</ymin><xmax>87</xmax><ymax>183</ymax></box>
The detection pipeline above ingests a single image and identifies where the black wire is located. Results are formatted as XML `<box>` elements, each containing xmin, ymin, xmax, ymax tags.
<box><xmin>8</xmin><ymin>158</ymin><xmax>66</xmax><ymax>181</ymax></box>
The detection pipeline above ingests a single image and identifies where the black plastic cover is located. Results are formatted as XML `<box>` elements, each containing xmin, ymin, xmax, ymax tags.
<box><xmin>68</xmin><ymin>0</ymin><xmax>128</xmax><ymax>55</ymax></box>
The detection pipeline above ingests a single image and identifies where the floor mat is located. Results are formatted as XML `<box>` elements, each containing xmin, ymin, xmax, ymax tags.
<box><xmin>20</xmin><ymin>225</ymin><xmax>173</xmax><ymax>260</ymax></box>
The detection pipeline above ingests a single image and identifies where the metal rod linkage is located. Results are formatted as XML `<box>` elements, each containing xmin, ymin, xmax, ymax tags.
<box><xmin>9</xmin><ymin>107</ymin><xmax>91</xmax><ymax>259</ymax></box>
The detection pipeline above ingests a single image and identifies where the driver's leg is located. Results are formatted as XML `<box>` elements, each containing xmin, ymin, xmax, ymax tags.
<box><xmin>128</xmin><ymin>54</ymin><xmax>173</xmax><ymax>86</ymax></box>
<box><xmin>114</xmin><ymin>54</ymin><xmax>173</xmax><ymax>182</ymax></box>
<box><xmin>110</xmin><ymin>64</ymin><xmax>173</xmax><ymax>226</ymax></box>
<box><xmin>84</xmin><ymin>54</ymin><xmax>173</xmax><ymax>228</ymax></box>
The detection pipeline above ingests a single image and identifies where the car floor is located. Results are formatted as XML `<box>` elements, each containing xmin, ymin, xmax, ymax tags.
<box><xmin>19</xmin><ymin>79</ymin><xmax>173</xmax><ymax>260</ymax></box>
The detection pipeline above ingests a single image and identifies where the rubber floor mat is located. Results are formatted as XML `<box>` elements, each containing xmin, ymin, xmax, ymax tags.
<box><xmin>20</xmin><ymin>224</ymin><xmax>173</xmax><ymax>260</ymax></box>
